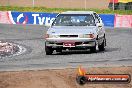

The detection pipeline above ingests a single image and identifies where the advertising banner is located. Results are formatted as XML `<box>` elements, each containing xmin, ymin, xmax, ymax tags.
<box><xmin>118</xmin><ymin>0</ymin><xmax>132</xmax><ymax>3</ymax></box>
<box><xmin>8</xmin><ymin>11</ymin><xmax>115</xmax><ymax>27</ymax></box>
<box><xmin>99</xmin><ymin>14</ymin><xmax>115</xmax><ymax>27</ymax></box>
<box><xmin>0</xmin><ymin>11</ymin><xmax>131</xmax><ymax>28</ymax></box>
<box><xmin>109</xmin><ymin>0</ymin><xmax>118</xmax><ymax>3</ymax></box>
<box><xmin>110</xmin><ymin>0</ymin><xmax>132</xmax><ymax>3</ymax></box>
<box><xmin>0</xmin><ymin>11</ymin><xmax>11</xmax><ymax>24</ymax></box>
<box><xmin>114</xmin><ymin>14</ymin><xmax>132</xmax><ymax>28</ymax></box>
<box><xmin>8</xmin><ymin>11</ymin><xmax>58</xmax><ymax>26</ymax></box>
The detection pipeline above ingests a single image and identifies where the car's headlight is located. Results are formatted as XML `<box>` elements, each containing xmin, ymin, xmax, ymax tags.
<box><xmin>45</xmin><ymin>34</ymin><xmax>49</xmax><ymax>38</ymax></box>
<box><xmin>45</xmin><ymin>34</ymin><xmax>59</xmax><ymax>38</ymax></box>
<box><xmin>79</xmin><ymin>34</ymin><xmax>94</xmax><ymax>38</ymax></box>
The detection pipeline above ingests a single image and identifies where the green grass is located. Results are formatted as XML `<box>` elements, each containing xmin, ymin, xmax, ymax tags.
<box><xmin>0</xmin><ymin>6</ymin><xmax>132</xmax><ymax>14</ymax></box>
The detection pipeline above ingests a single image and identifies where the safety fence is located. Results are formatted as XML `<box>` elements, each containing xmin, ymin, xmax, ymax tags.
<box><xmin>0</xmin><ymin>0</ymin><xmax>109</xmax><ymax>9</ymax></box>
<box><xmin>0</xmin><ymin>0</ymin><xmax>132</xmax><ymax>10</ymax></box>
<box><xmin>0</xmin><ymin>11</ymin><xmax>132</xmax><ymax>28</ymax></box>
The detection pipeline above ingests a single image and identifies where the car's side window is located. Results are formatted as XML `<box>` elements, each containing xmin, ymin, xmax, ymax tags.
<box><xmin>93</xmin><ymin>13</ymin><xmax>100</xmax><ymax>23</ymax></box>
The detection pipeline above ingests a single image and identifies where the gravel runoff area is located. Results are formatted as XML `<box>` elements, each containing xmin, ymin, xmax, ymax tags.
<box><xmin>0</xmin><ymin>41</ymin><xmax>17</xmax><ymax>57</ymax></box>
<box><xmin>0</xmin><ymin>41</ymin><xmax>26</xmax><ymax>58</ymax></box>
<box><xmin>0</xmin><ymin>67</ymin><xmax>132</xmax><ymax>88</ymax></box>
<box><xmin>0</xmin><ymin>24</ymin><xmax>132</xmax><ymax>88</ymax></box>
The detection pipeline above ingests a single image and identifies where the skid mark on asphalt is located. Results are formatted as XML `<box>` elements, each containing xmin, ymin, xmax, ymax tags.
<box><xmin>104</xmin><ymin>47</ymin><xmax>120</xmax><ymax>52</ymax></box>
<box><xmin>0</xmin><ymin>38</ymin><xmax>44</xmax><ymax>41</ymax></box>
<box><xmin>68</xmin><ymin>60</ymin><xmax>109</xmax><ymax>64</ymax></box>
<box><xmin>117</xmin><ymin>59</ymin><xmax>132</xmax><ymax>61</ymax></box>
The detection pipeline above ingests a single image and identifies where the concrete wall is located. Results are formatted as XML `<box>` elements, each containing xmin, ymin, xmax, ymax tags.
<box><xmin>0</xmin><ymin>0</ymin><xmax>109</xmax><ymax>9</ymax></box>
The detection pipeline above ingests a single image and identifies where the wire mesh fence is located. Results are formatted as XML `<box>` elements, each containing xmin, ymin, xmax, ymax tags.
<box><xmin>0</xmin><ymin>0</ymin><xmax>132</xmax><ymax>10</ymax></box>
<box><xmin>0</xmin><ymin>0</ymin><xmax>109</xmax><ymax>9</ymax></box>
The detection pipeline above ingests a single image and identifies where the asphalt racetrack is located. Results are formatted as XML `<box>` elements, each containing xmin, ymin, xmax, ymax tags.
<box><xmin>0</xmin><ymin>24</ymin><xmax>132</xmax><ymax>71</ymax></box>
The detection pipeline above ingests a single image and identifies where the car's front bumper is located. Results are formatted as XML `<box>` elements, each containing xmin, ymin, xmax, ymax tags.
<box><xmin>45</xmin><ymin>38</ymin><xmax>96</xmax><ymax>49</ymax></box>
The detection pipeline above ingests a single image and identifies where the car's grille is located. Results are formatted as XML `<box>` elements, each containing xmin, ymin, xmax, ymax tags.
<box><xmin>59</xmin><ymin>35</ymin><xmax>78</xmax><ymax>38</ymax></box>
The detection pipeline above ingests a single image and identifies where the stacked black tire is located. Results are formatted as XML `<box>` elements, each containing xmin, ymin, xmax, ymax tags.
<box><xmin>108</xmin><ymin>2</ymin><xmax>132</xmax><ymax>10</ymax></box>
<box><xmin>108</xmin><ymin>3</ymin><xmax>119</xmax><ymax>10</ymax></box>
<box><xmin>126</xmin><ymin>2</ymin><xmax>132</xmax><ymax>10</ymax></box>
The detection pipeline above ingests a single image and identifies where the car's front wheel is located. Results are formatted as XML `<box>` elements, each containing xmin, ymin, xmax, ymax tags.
<box><xmin>90</xmin><ymin>46</ymin><xmax>96</xmax><ymax>53</ymax></box>
<box><xmin>45</xmin><ymin>46</ymin><xmax>53</xmax><ymax>55</ymax></box>
<box><xmin>90</xmin><ymin>41</ymin><xmax>98</xmax><ymax>53</ymax></box>
<box><xmin>45</xmin><ymin>43</ymin><xmax>53</xmax><ymax>55</ymax></box>
<box><xmin>98</xmin><ymin>37</ymin><xmax>106</xmax><ymax>51</ymax></box>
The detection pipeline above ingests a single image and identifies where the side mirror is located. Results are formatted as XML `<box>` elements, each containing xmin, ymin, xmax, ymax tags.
<box><xmin>96</xmin><ymin>23</ymin><xmax>103</xmax><ymax>27</ymax></box>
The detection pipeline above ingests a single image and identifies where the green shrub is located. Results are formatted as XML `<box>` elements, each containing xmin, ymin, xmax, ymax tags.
<box><xmin>0</xmin><ymin>6</ymin><xmax>132</xmax><ymax>15</ymax></box>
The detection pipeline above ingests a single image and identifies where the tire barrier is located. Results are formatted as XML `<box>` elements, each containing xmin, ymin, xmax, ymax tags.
<box><xmin>126</xmin><ymin>2</ymin><xmax>132</xmax><ymax>10</ymax></box>
<box><xmin>118</xmin><ymin>3</ymin><xmax>126</xmax><ymax>10</ymax></box>
<box><xmin>0</xmin><ymin>11</ymin><xmax>131</xmax><ymax>28</ymax></box>
<box><xmin>109</xmin><ymin>0</ymin><xmax>132</xmax><ymax>10</ymax></box>
<box><xmin>108</xmin><ymin>3</ymin><xmax>119</xmax><ymax>10</ymax></box>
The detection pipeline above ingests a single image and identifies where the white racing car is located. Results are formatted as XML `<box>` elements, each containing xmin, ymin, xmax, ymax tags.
<box><xmin>45</xmin><ymin>11</ymin><xmax>106</xmax><ymax>55</ymax></box>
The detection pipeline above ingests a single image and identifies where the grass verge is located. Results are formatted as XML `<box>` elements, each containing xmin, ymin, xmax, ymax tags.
<box><xmin>0</xmin><ymin>6</ymin><xmax>132</xmax><ymax>14</ymax></box>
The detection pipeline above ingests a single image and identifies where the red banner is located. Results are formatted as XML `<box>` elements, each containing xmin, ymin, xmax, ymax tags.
<box><xmin>109</xmin><ymin>0</ymin><xmax>118</xmax><ymax>3</ymax></box>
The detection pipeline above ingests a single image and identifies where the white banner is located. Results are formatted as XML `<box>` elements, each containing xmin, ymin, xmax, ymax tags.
<box><xmin>114</xmin><ymin>14</ymin><xmax>132</xmax><ymax>28</ymax></box>
<box><xmin>0</xmin><ymin>11</ymin><xmax>11</xmax><ymax>24</ymax></box>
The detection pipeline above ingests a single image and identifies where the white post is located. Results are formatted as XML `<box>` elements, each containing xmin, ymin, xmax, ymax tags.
<box><xmin>8</xmin><ymin>0</ymin><xmax>9</xmax><ymax>6</ymax></box>
<box><xmin>85</xmin><ymin>0</ymin><xmax>86</xmax><ymax>9</ymax></box>
<box><xmin>33</xmin><ymin>0</ymin><xmax>35</xmax><ymax>7</ymax></box>
<box><xmin>113</xmin><ymin>0</ymin><xmax>115</xmax><ymax>10</ymax></box>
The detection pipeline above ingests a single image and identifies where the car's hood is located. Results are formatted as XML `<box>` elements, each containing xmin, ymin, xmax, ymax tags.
<box><xmin>47</xmin><ymin>26</ymin><xmax>97</xmax><ymax>35</ymax></box>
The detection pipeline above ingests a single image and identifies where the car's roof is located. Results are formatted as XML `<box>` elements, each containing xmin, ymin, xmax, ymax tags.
<box><xmin>60</xmin><ymin>11</ymin><xmax>95</xmax><ymax>14</ymax></box>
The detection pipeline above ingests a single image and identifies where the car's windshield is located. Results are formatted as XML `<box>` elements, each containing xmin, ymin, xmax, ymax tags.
<box><xmin>52</xmin><ymin>14</ymin><xmax>96</xmax><ymax>26</ymax></box>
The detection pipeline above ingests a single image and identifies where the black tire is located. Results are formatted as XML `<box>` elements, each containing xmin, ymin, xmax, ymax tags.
<box><xmin>45</xmin><ymin>46</ymin><xmax>53</xmax><ymax>55</ymax></box>
<box><xmin>98</xmin><ymin>38</ymin><xmax>106</xmax><ymax>51</ymax></box>
<box><xmin>108</xmin><ymin>3</ymin><xmax>119</xmax><ymax>10</ymax></box>
<box><xmin>118</xmin><ymin>3</ymin><xmax>126</xmax><ymax>10</ymax></box>
<box><xmin>90</xmin><ymin>41</ymin><xmax>98</xmax><ymax>53</ymax></box>
<box><xmin>90</xmin><ymin>46</ymin><xmax>96</xmax><ymax>53</ymax></box>
<box><xmin>76</xmin><ymin>76</ymin><xmax>87</xmax><ymax>85</ymax></box>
